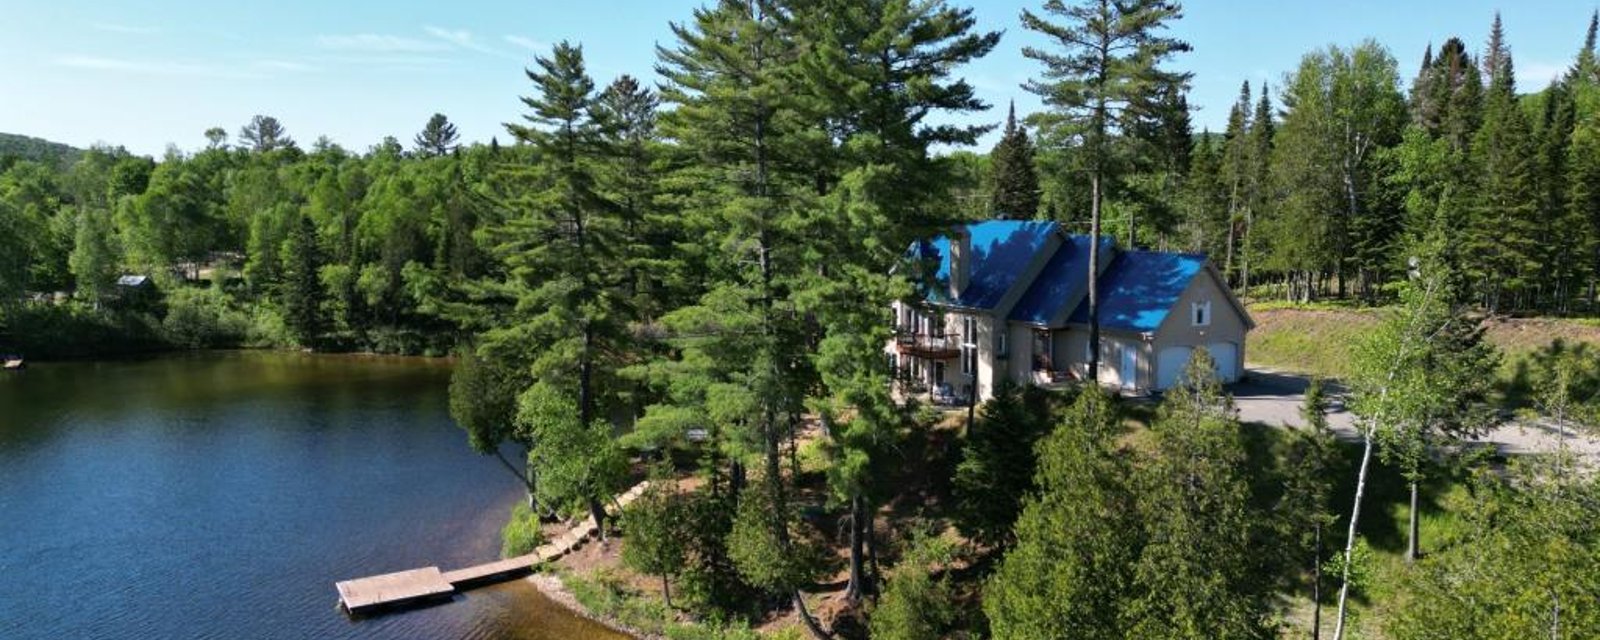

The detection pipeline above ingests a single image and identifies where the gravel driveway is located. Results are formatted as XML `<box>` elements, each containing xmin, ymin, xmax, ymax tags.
<box><xmin>1233</xmin><ymin>367</ymin><xmax>1600</xmax><ymax>460</ymax></box>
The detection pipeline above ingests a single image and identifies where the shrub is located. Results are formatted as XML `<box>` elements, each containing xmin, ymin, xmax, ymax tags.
<box><xmin>161</xmin><ymin>286</ymin><xmax>249</xmax><ymax>348</ymax></box>
<box><xmin>500</xmin><ymin>501</ymin><xmax>546</xmax><ymax>558</ymax></box>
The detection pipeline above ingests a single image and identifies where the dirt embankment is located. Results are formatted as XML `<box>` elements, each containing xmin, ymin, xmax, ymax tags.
<box><xmin>1247</xmin><ymin>306</ymin><xmax>1600</xmax><ymax>379</ymax></box>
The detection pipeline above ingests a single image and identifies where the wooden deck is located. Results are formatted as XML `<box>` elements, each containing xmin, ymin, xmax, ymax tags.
<box><xmin>335</xmin><ymin>567</ymin><xmax>454</xmax><ymax>612</ymax></box>
<box><xmin>336</xmin><ymin>480</ymin><xmax>651</xmax><ymax>615</ymax></box>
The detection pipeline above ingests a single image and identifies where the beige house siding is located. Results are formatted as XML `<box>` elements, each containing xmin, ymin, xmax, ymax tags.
<box><xmin>1150</xmin><ymin>267</ymin><xmax>1250</xmax><ymax>385</ymax></box>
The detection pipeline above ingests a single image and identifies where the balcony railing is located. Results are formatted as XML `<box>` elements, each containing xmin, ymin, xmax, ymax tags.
<box><xmin>894</xmin><ymin>331</ymin><xmax>960</xmax><ymax>358</ymax></box>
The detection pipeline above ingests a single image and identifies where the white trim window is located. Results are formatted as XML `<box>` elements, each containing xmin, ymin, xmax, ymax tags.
<box><xmin>1192</xmin><ymin>301</ymin><xmax>1212</xmax><ymax>327</ymax></box>
<box><xmin>961</xmin><ymin>315</ymin><xmax>977</xmax><ymax>346</ymax></box>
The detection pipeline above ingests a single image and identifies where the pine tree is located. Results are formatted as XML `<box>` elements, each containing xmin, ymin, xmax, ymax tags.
<box><xmin>1125</xmin><ymin>351</ymin><xmax>1275</xmax><ymax>639</ymax></box>
<box><xmin>952</xmin><ymin>381</ymin><xmax>1052</xmax><ymax>547</ymax></box>
<box><xmin>238</xmin><ymin>115</ymin><xmax>294</xmax><ymax>153</ymax></box>
<box><xmin>984</xmin><ymin>388</ymin><xmax>1138</xmax><ymax>638</ymax></box>
<box><xmin>497</xmin><ymin>41</ymin><xmax>630</xmax><ymax>538</ymax></box>
<box><xmin>1219</xmin><ymin>81</ymin><xmax>1252</xmax><ymax>285</ymax></box>
<box><xmin>1022</xmin><ymin>0</ymin><xmax>1190</xmax><ymax>380</ymax></box>
<box><xmin>279</xmin><ymin>214</ymin><xmax>325</xmax><ymax>345</ymax></box>
<box><xmin>654</xmin><ymin>0</ymin><xmax>821</xmax><ymax>626</ymax></box>
<box><xmin>413</xmin><ymin>113</ymin><xmax>460</xmax><ymax>157</ymax></box>
<box><xmin>790</xmin><ymin>0</ymin><xmax>997</xmax><ymax>604</ymax></box>
<box><xmin>592</xmin><ymin>75</ymin><xmax>667</xmax><ymax>319</ymax></box>
<box><xmin>1241</xmin><ymin>82</ymin><xmax>1274</xmax><ymax>293</ymax></box>
<box><xmin>1468</xmin><ymin>26</ymin><xmax>1540</xmax><ymax>311</ymax></box>
<box><xmin>989</xmin><ymin>102</ymin><xmax>1041</xmax><ymax>218</ymax></box>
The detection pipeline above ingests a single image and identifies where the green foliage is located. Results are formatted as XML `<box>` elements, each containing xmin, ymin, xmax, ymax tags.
<box><xmin>1382</xmin><ymin>466</ymin><xmax>1600</xmax><ymax>639</ymax></box>
<box><xmin>952</xmin><ymin>381</ymin><xmax>1055</xmax><ymax>547</ymax></box>
<box><xmin>989</xmin><ymin>103</ymin><xmax>1041</xmax><ymax>218</ymax></box>
<box><xmin>985</xmin><ymin>387</ymin><xmax>1137</xmax><ymax>638</ymax></box>
<box><xmin>161</xmin><ymin>285</ymin><xmax>250</xmax><ymax>348</ymax></box>
<box><xmin>500</xmin><ymin>501</ymin><xmax>546</xmax><ymax>558</ymax></box>
<box><xmin>1126</xmin><ymin>351</ymin><xmax>1276</xmax><ymax>639</ymax></box>
<box><xmin>726</xmin><ymin>480</ymin><xmax>822</xmax><ymax>595</ymax></box>
<box><xmin>279</xmin><ymin>214</ymin><xmax>325</xmax><ymax>345</ymax></box>
<box><xmin>622</xmin><ymin>475</ymin><xmax>690</xmax><ymax>605</ymax></box>
<box><xmin>867</xmin><ymin>531</ymin><xmax>958</xmax><ymax>640</ymax></box>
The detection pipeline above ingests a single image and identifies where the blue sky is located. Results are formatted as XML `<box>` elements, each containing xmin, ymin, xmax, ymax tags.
<box><xmin>2</xmin><ymin>1</ymin><xmax>1596</xmax><ymax>157</ymax></box>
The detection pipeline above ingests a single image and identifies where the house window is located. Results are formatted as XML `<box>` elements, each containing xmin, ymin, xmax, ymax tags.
<box><xmin>1192</xmin><ymin>301</ymin><xmax>1211</xmax><ymax>327</ymax></box>
<box><xmin>997</xmin><ymin>331</ymin><xmax>1008</xmax><ymax>357</ymax></box>
<box><xmin>934</xmin><ymin>361</ymin><xmax>946</xmax><ymax>385</ymax></box>
<box><xmin>962</xmin><ymin>347</ymin><xmax>978</xmax><ymax>377</ymax></box>
<box><xmin>961</xmin><ymin>315</ymin><xmax>977</xmax><ymax>346</ymax></box>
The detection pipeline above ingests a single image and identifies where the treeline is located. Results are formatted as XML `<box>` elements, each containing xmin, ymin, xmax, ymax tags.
<box><xmin>983</xmin><ymin>12</ymin><xmax>1600</xmax><ymax>314</ymax></box>
<box><xmin>0</xmin><ymin>113</ymin><xmax>506</xmax><ymax>355</ymax></box>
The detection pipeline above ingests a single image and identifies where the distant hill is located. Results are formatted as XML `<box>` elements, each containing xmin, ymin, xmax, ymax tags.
<box><xmin>0</xmin><ymin>133</ymin><xmax>82</xmax><ymax>169</ymax></box>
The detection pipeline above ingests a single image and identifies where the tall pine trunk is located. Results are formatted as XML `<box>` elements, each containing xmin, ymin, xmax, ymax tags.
<box><xmin>1088</xmin><ymin>171</ymin><xmax>1101</xmax><ymax>382</ymax></box>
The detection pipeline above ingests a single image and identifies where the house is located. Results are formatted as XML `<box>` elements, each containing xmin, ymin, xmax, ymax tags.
<box><xmin>887</xmin><ymin>220</ymin><xmax>1252</xmax><ymax>402</ymax></box>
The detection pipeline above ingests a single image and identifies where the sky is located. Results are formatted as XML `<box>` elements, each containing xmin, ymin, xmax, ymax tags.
<box><xmin>1</xmin><ymin>0</ymin><xmax>1597</xmax><ymax>157</ymax></box>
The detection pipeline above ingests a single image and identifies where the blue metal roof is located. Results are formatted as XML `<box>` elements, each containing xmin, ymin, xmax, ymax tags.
<box><xmin>1068</xmin><ymin>251</ymin><xmax>1206</xmax><ymax>332</ymax></box>
<box><xmin>1008</xmin><ymin>234</ymin><xmax>1114</xmax><ymax>324</ymax></box>
<box><xmin>913</xmin><ymin>220</ymin><xmax>1057</xmax><ymax>310</ymax></box>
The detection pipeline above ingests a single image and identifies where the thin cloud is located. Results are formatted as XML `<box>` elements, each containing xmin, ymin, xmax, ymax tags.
<box><xmin>54</xmin><ymin>55</ymin><xmax>260</xmax><ymax>79</ymax></box>
<box><xmin>503</xmin><ymin>35</ymin><xmax>546</xmax><ymax>53</ymax></box>
<box><xmin>424</xmin><ymin>26</ymin><xmax>520</xmax><ymax>60</ymax></box>
<box><xmin>93</xmin><ymin>22</ymin><xmax>160</xmax><ymax>35</ymax></box>
<box><xmin>317</xmin><ymin>33</ymin><xmax>449</xmax><ymax>53</ymax></box>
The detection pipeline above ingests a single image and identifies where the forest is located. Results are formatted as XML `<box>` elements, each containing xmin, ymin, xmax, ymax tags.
<box><xmin>3</xmin><ymin>1</ymin><xmax>1600</xmax><ymax>638</ymax></box>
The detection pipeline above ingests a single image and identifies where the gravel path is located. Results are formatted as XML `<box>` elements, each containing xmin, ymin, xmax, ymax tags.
<box><xmin>1233</xmin><ymin>366</ymin><xmax>1600</xmax><ymax>460</ymax></box>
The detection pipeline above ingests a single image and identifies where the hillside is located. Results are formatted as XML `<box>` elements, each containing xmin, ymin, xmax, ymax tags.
<box><xmin>1248</xmin><ymin>305</ymin><xmax>1600</xmax><ymax>386</ymax></box>
<box><xmin>0</xmin><ymin>132</ymin><xmax>82</xmax><ymax>169</ymax></box>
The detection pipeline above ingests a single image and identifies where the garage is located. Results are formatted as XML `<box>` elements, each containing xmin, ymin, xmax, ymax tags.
<box><xmin>1156</xmin><ymin>346</ymin><xmax>1192</xmax><ymax>390</ymax></box>
<box><xmin>1205</xmin><ymin>341</ymin><xmax>1240</xmax><ymax>383</ymax></box>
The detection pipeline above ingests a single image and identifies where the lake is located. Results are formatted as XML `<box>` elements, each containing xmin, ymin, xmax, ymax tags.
<box><xmin>0</xmin><ymin>351</ymin><xmax>626</xmax><ymax>640</ymax></box>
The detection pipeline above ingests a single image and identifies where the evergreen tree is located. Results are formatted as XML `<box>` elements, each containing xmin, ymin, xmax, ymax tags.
<box><xmin>1022</xmin><ymin>0</ymin><xmax>1191</xmax><ymax>379</ymax></box>
<box><xmin>238</xmin><ymin>115</ymin><xmax>294</xmax><ymax>153</ymax></box>
<box><xmin>654</xmin><ymin>1</ymin><xmax>821</xmax><ymax>625</ymax></box>
<box><xmin>497</xmin><ymin>41</ymin><xmax>630</xmax><ymax>537</ymax></box>
<box><xmin>790</xmin><ymin>0</ymin><xmax>997</xmax><ymax>605</ymax></box>
<box><xmin>413</xmin><ymin>113</ymin><xmax>460</xmax><ymax>157</ymax></box>
<box><xmin>622</xmin><ymin>472</ymin><xmax>690</xmax><ymax>608</ymax></box>
<box><xmin>1219</xmin><ymin>81</ymin><xmax>1253</xmax><ymax>284</ymax></box>
<box><xmin>952</xmin><ymin>381</ymin><xmax>1052</xmax><ymax>547</ymax></box>
<box><xmin>984</xmin><ymin>388</ymin><xmax>1137</xmax><ymax>638</ymax></box>
<box><xmin>1126</xmin><ymin>351</ymin><xmax>1275</xmax><ymax>639</ymax></box>
<box><xmin>1468</xmin><ymin>24</ymin><xmax>1540</xmax><ymax>311</ymax></box>
<box><xmin>989</xmin><ymin>102</ymin><xmax>1041</xmax><ymax>218</ymax></box>
<box><xmin>279</xmin><ymin>214</ymin><xmax>325</xmax><ymax>345</ymax></box>
<box><xmin>592</xmin><ymin>75</ymin><xmax>667</xmax><ymax>319</ymax></box>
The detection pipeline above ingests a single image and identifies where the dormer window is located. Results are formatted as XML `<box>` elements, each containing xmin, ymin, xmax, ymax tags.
<box><xmin>1192</xmin><ymin>301</ymin><xmax>1211</xmax><ymax>327</ymax></box>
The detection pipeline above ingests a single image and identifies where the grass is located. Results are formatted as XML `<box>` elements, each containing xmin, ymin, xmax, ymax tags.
<box><xmin>1247</xmin><ymin>305</ymin><xmax>1600</xmax><ymax>401</ymax></box>
<box><xmin>562</xmin><ymin>567</ymin><xmax>805</xmax><ymax>640</ymax></box>
<box><xmin>501</xmin><ymin>501</ymin><xmax>546</xmax><ymax>558</ymax></box>
<box><xmin>1246</xmin><ymin>305</ymin><xmax>1380</xmax><ymax>379</ymax></box>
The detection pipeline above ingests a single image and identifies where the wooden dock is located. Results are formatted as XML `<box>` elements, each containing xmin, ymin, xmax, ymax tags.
<box><xmin>336</xmin><ymin>481</ymin><xmax>651</xmax><ymax>615</ymax></box>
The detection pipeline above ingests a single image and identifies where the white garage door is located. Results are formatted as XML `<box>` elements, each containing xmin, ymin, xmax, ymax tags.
<box><xmin>1156</xmin><ymin>346</ymin><xmax>1192</xmax><ymax>390</ymax></box>
<box><xmin>1205</xmin><ymin>342</ymin><xmax>1239</xmax><ymax>383</ymax></box>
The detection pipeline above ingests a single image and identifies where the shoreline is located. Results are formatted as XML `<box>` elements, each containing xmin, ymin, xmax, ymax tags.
<box><xmin>526</xmin><ymin>572</ymin><xmax>651</xmax><ymax>640</ymax></box>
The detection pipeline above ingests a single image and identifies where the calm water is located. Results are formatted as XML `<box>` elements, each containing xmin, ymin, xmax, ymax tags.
<box><xmin>0</xmin><ymin>351</ymin><xmax>626</xmax><ymax>640</ymax></box>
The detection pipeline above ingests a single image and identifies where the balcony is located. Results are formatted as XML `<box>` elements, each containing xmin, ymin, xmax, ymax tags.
<box><xmin>894</xmin><ymin>331</ymin><xmax>960</xmax><ymax>359</ymax></box>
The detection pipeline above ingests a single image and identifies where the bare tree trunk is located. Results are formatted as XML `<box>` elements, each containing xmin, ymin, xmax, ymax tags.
<box><xmin>1406</xmin><ymin>480</ymin><xmax>1420</xmax><ymax>562</ymax></box>
<box><xmin>845</xmin><ymin>494</ymin><xmax>866</xmax><ymax>602</ymax></box>
<box><xmin>1333</xmin><ymin>430</ymin><xmax>1375</xmax><ymax>640</ymax></box>
<box><xmin>1088</xmin><ymin>172</ymin><xmax>1102</xmax><ymax>382</ymax></box>
<box><xmin>1313</xmin><ymin>522</ymin><xmax>1324</xmax><ymax>640</ymax></box>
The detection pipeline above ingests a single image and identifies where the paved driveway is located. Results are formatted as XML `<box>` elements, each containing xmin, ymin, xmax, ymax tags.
<box><xmin>1234</xmin><ymin>367</ymin><xmax>1600</xmax><ymax>460</ymax></box>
